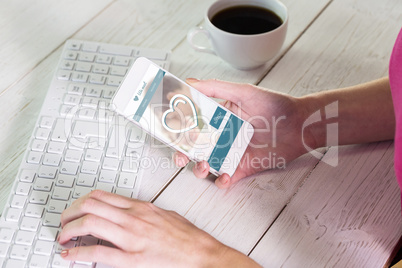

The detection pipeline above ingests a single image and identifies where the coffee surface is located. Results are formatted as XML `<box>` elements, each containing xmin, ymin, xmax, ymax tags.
<box><xmin>211</xmin><ymin>5</ymin><xmax>283</xmax><ymax>35</ymax></box>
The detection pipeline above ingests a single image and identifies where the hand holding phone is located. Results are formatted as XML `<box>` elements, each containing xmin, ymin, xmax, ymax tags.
<box><xmin>112</xmin><ymin>57</ymin><xmax>254</xmax><ymax>177</ymax></box>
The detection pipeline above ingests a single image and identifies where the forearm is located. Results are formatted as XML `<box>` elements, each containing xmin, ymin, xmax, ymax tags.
<box><xmin>299</xmin><ymin>77</ymin><xmax>395</xmax><ymax>148</ymax></box>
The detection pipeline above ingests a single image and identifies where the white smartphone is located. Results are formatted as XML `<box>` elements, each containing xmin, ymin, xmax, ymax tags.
<box><xmin>112</xmin><ymin>57</ymin><xmax>254</xmax><ymax>177</ymax></box>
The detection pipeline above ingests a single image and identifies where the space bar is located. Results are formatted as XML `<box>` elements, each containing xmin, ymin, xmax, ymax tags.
<box><xmin>72</xmin><ymin>120</ymin><xmax>108</xmax><ymax>139</ymax></box>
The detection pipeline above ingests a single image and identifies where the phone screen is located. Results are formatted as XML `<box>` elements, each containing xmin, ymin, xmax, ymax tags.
<box><xmin>117</xmin><ymin>59</ymin><xmax>251</xmax><ymax>175</ymax></box>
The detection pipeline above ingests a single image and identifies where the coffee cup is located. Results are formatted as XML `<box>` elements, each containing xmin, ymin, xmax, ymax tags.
<box><xmin>187</xmin><ymin>0</ymin><xmax>288</xmax><ymax>70</ymax></box>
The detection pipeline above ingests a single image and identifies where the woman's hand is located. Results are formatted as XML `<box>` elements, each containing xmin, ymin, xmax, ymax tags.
<box><xmin>174</xmin><ymin>78</ymin><xmax>315</xmax><ymax>188</ymax></box>
<box><xmin>59</xmin><ymin>190</ymin><xmax>260</xmax><ymax>267</ymax></box>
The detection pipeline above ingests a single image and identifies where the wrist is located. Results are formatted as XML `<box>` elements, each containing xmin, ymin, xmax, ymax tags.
<box><xmin>215</xmin><ymin>245</ymin><xmax>261</xmax><ymax>268</ymax></box>
<box><xmin>198</xmin><ymin>234</ymin><xmax>260</xmax><ymax>267</ymax></box>
<box><xmin>297</xmin><ymin>93</ymin><xmax>328</xmax><ymax>150</ymax></box>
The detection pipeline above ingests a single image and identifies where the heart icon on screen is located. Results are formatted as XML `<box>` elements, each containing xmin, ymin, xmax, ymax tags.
<box><xmin>134</xmin><ymin>96</ymin><xmax>139</xmax><ymax>101</ymax></box>
<box><xmin>162</xmin><ymin>94</ymin><xmax>198</xmax><ymax>133</ymax></box>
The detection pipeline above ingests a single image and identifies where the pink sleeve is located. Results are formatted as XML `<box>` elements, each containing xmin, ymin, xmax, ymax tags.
<box><xmin>389</xmin><ymin>28</ymin><xmax>402</xmax><ymax>208</ymax></box>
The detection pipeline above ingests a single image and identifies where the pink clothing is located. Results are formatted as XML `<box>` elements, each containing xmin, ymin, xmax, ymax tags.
<box><xmin>390</xmin><ymin>28</ymin><xmax>402</xmax><ymax>206</ymax></box>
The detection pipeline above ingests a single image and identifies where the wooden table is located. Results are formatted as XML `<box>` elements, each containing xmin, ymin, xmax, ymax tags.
<box><xmin>1</xmin><ymin>0</ymin><xmax>401</xmax><ymax>267</ymax></box>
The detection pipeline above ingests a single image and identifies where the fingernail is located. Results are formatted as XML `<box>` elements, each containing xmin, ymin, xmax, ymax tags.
<box><xmin>186</xmin><ymin>78</ymin><xmax>199</xmax><ymax>84</ymax></box>
<box><xmin>61</xmin><ymin>250</ymin><xmax>69</xmax><ymax>257</ymax></box>
<box><xmin>196</xmin><ymin>162</ymin><xmax>206</xmax><ymax>172</ymax></box>
<box><xmin>220</xmin><ymin>176</ymin><xmax>228</xmax><ymax>184</ymax></box>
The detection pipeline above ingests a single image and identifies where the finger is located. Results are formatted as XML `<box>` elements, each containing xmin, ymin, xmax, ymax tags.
<box><xmin>214</xmin><ymin>174</ymin><xmax>232</xmax><ymax>189</ymax></box>
<box><xmin>61</xmin><ymin>192</ymin><xmax>133</xmax><ymax>227</ymax></box>
<box><xmin>186</xmin><ymin>78</ymin><xmax>254</xmax><ymax>104</ymax></box>
<box><xmin>87</xmin><ymin>189</ymin><xmax>135</xmax><ymax>208</ymax></box>
<box><xmin>59</xmin><ymin>214</ymin><xmax>129</xmax><ymax>247</ymax></box>
<box><xmin>61</xmin><ymin>245</ymin><xmax>131</xmax><ymax>267</ymax></box>
<box><xmin>173</xmin><ymin>151</ymin><xmax>190</xmax><ymax>167</ymax></box>
<box><xmin>192</xmin><ymin>161</ymin><xmax>210</xmax><ymax>178</ymax></box>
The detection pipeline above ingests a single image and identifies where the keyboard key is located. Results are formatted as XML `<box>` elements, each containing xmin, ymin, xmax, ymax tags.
<box><xmin>0</xmin><ymin>243</ymin><xmax>10</xmax><ymax>257</ymax></box>
<box><xmin>19</xmin><ymin>169</ymin><xmax>36</xmax><ymax>183</ymax></box>
<box><xmin>20</xmin><ymin>217</ymin><xmax>41</xmax><ymax>231</ymax></box>
<box><xmin>4</xmin><ymin>259</ymin><xmax>25</xmax><ymax>268</ymax></box>
<box><xmin>102</xmin><ymin>157</ymin><xmax>120</xmax><ymax>170</ymax></box>
<box><xmin>107</xmin><ymin>76</ymin><xmax>123</xmax><ymax>86</ymax></box>
<box><xmin>9</xmin><ymin>245</ymin><xmax>30</xmax><ymax>260</ymax></box>
<box><xmin>35</xmin><ymin>128</ymin><xmax>51</xmax><ymax>140</ymax></box>
<box><xmin>110</xmin><ymin>66</ymin><xmax>127</xmax><ymax>76</ymax></box>
<box><xmin>47</xmin><ymin>141</ymin><xmax>65</xmax><ymax>154</ymax></box>
<box><xmin>64</xmin><ymin>51</ymin><xmax>78</xmax><ymax>60</ymax></box>
<box><xmin>117</xmin><ymin>172</ymin><xmax>137</xmax><ymax>188</ymax></box>
<box><xmin>72</xmin><ymin>120</ymin><xmax>107</xmax><ymax>140</ymax></box>
<box><xmin>38</xmin><ymin>226</ymin><xmax>58</xmax><ymax>241</ymax></box>
<box><xmin>113</xmin><ymin>56</ymin><xmax>130</xmax><ymax>66</ymax></box>
<box><xmin>82</xmin><ymin>43</ymin><xmax>98</xmax><ymax>52</ymax></box>
<box><xmin>98</xmin><ymin>170</ymin><xmax>117</xmax><ymax>184</ymax></box>
<box><xmin>43</xmin><ymin>153</ymin><xmax>62</xmax><ymax>166</ymax></box>
<box><xmin>29</xmin><ymin>254</ymin><xmax>50</xmax><ymax>267</ymax></box>
<box><xmin>15</xmin><ymin>182</ymin><xmax>32</xmax><ymax>196</ymax></box>
<box><xmin>29</xmin><ymin>191</ymin><xmax>49</xmax><ymax>205</ymax></box>
<box><xmin>81</xmin><ymin>161</ymin><xmax>99</xmax><ymax>174</ymax></box>
<box><xmin>0</xmin><ymin>229</ymin><xmax>15</xmax><ymax>243</ymax></box>
<box><xmin>10</xmin><ymin>195</ymin><xmax>27</xmax><ymax>208</ymax></box>
<box><xmin>78</xmin><ymin>52</ymin><xmax>96</xmax><ymax>62</ymax></box>
<box><xmin>72</xmin><ymin>72</ymin><xmax>89</xmax><ymax>82</ymax></box>
<box><xmin>100</xmin><ymin>44</ymin><xmax>132</xmax><ymax>56</ymax></box>
<box><xmin>73</xmin><ymin>186</ymin><xmax>92</xmax><ymax>199</ymax></box>
<box><xmin>25</xmin><ymin>204</ymin><xmax>45</xmax><ymax>218</ymax></box>
<box><xmin>52</xmin><ymin>253</ymin><xmax>70</xmax><ymax>268</ymax></box>
<box><xmin>43</xmin><ymin>212</ymin><xmax>61</xmax><ymax>227</ymax></box>
<box><xmin>59</xmin><ymin>161</ymin><xmax>79</xmax><ymax>175</ymax></box>
<box><xmin>51</xmin><ymin>118</ymin><xmax>69</xmax><ymax>142</ymax></box>
<box><xmin>5</xmin><ymin>208</ymin><xmax>22</xmax><ymax>222</ymax></box>
<box><xmin>75</xmin><ymin>62</ymin><xmax>92</xmax><ymax>72</ymax></box>
<box><xmin>63</xmin><ymin>94</ymin><xmax>81</xmax><ymax>106</ymax></box>
<box><xmin>55</xmin><ymin>240</ymin><xmax>76</xmax><ymax>253</ymax></box>
<box><xmin>27</xmin><ymin>151</ymin><xmax>42</xmax><ymax>164</ymax></box>
<box><xmin>52</xmin><ymin>187</ymin><xmax>71</xmax><ymax>201</ymax></box>
<box><xmin>14</xmin><ymin>230</ymin><xmax>36</xmax><ymax>245</ymax></box>
<box><xmin>39</xmin><ymin>116</ymin><xmax>54</xmax><ymax>128</ymax></box>
<box><xmin>89</xmin><ymin>74</ymin><xmax>106</xmax><ymax>85</ymax></box>
<box><xmin>96</xmin><ymin>55</ymin><xmax>113</xmax><ymax>64</ymax></box>
<box><xmin>60</xmin><ymin>60</ymin><xmax>74</xmax><ymax>70</ymax></box>
<box><xmin>77</xmin><ymin>173</ymin><xmax>96</xmax><ymax>187</ymax></box>
<box><xmin>33</xmin><ymin>178</ymin><xmax>53</xmax><ymax>192</ymax></box>
<box><xmin>93</xmin><ymin>64</ymin><xmax>109</xmax><ymax>74</ymax></box>
<box><xmin>57</xmin><ymin>70</ymin><xmax>71</xmax><ymax>81</ymax></box>
<box><xmin>56</xmin><ymin>174</ymin><xmax>75</xmax><ymax>188</ymax></box>
<box><xmin>47</xmin><ymin>200</ymin><xmax>67</xmax><ymax>214</ymax></box>
<box><xmin>67</xmin><ymin>84</ymin><xmax>85</xmax><ymax>95</ymax></box>
<box><xmin>64</xmin><ymin>149</ymin><xmax>83</xmax><ymax>162</ymax></box>
<box><xmin>34</xmin><ymin>240</ymin><xmax>54</xmax><ymax>255</ymax></box>
<box><xmin>31</xmin><ymin>139</ymin><xmax>47</xmax><ymax>152</ymax></box>
<box><xmin>38</xmin><ymin>166</ymin><xmax>58</xmax><ymax>179</ymax></box>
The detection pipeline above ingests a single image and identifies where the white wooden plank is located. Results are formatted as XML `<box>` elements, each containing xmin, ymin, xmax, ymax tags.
<box><xmin>155</xmin><ymin>0</ymin><xmax>402</xmax><ymax>265</ymax></box>
<box><xmin>154</xmin><ymin>153</ymin><xmax>323</xmax><ymax>253</ymax></box>
<box><xmin>249</xmin><ymin>0</ymin><xmax>402</xmax><ymax>266</ymax></box>
<box><xmin>0</xmin><ymin>0</ymin><xmax>219</xmax><ymax>211</ymax></box>
<box><xmin>151</xmin><ymin>0</ymin><xmax>337</xmax><ymax>254</ymax></box>
<box><xmin>250</xmin><ymin>143</ymin><xmax>402</xmax><ymax>267</ymax></box>
<box><xmin>168</xmin><ymin>0</ymin><xmax>332</xmax><ymax>83</ymax></box>
<box><xmin>0</xmin><ymin>0</ymin><xmax>112</xmax><ymax>94</ymax></box>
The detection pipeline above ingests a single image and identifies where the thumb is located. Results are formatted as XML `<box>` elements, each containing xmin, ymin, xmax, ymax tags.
<box><xmin>186</xmin><ymin>78</ymin><xmax>253</xmax><ymax>104</ymax></box>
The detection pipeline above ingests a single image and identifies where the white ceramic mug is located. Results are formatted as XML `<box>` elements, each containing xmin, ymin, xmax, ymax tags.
<box><xmin>187</xmin><ymin>0</ymin><xmax>288</xmax><ymax>70</ymax></box>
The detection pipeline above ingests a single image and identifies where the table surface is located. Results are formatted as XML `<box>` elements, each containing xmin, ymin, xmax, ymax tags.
<box><xmin>1</xmin><ymin>0</ymin><xmax>402</xmax><ymax>267</ymax></box>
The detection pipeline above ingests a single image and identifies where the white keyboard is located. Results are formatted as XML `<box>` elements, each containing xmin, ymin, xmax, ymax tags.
<box><xmin>0</xmin><ymin>40</ymin><xmax>171</xmax><ymax>268</ymax></box>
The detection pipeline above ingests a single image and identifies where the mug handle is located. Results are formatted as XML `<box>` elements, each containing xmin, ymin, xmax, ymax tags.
<box><xmin>187</xmin><ymin>26</ymin><xmax>216</xmax><ymax>55</ymax></box>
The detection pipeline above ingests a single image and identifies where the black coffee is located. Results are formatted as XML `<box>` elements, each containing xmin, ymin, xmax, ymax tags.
<box><xmin>211</xmin><ymin>5</ymin><xmax>283</xmax><ymax>35</ymax></box>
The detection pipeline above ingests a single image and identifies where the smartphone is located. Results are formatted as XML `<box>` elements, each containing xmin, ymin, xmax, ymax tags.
<box><xmin>112</xmin><ymin>57</ymin><xmax>254</xmax><ymax>177</ymax></box>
